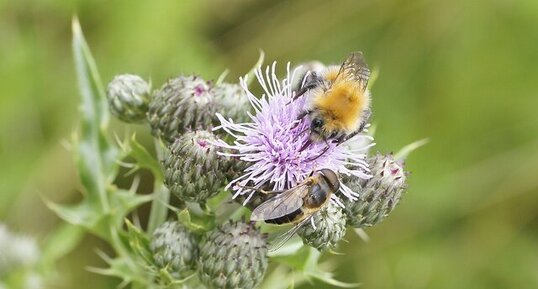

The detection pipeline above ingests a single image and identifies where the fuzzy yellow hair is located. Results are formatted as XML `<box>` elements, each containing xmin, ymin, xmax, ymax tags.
<box><xmin>312</xmin><ymin>79</ymin><xmax>369</xmax><ymax>133</ymax></box>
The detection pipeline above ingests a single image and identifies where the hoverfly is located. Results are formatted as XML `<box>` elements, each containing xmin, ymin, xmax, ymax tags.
<box><xmin>249</xmin><ymin>169</ymin><xmax>340</xmax><ymax>250</ymax></box>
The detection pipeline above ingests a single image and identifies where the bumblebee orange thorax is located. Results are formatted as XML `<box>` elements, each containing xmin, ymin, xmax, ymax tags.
<box><xmin>313</xmin><ymin>80</ymin><xmax>369</xmax><ymax>131</ymax></box>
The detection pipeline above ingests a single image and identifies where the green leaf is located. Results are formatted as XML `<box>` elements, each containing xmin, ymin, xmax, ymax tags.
<box><xmin>89</xmin><ymin>250</ymin><xmax>149</xmax><ymax>288</ymax></box>
<box><xmin>147</xmin><ymin>185</ymin><xmax>170</xmax><ymax>234</ymax></box>
<box><xmin>110</xmin><ymin>190</ymin><xmax>153</xmax><ymax>228</ymax></box>
<box><xmin>303</xmin><ymin>248</ymin><xmax>359</xmax><ymax>288</ymax></box>
<box><xmin>46</xmin><ymin>190</ymin><xmax>151</xmax><ymax>241</ymax></box>
<box><xmin>40</xmin><ymin>224</ymin><xmax>85</xmax><ymax>270</ymax></box>
<box><xmin>394</xmin><ymin>138</ymin><xmax>429</xmax><ymax>161</ymax></box>
<box><xmin>125</xmin><ymin>219</ymin><xmax>153</xmax><ymax>264</ymax></box>
<box><xmin>46</xmin><ymin>199</ymin><xmax>110</xmax><ymax>240</ymax></box>
<box><xmin>353</xmin><ymin>228</ymin><xmax>370</xmax><ymax>243</ymax></box>
<box><xmin>271</xmin><ymin>245</ymin><xmax>311</xmax><ymax>271</ymax></box>
<box><xmin>121</xmin><ymin>135</ymin><xmax>163</xmax><ymax>182</ymax></box>
<box><xmin>246</xmin><ymin>50</ymin><xmax>265</xmax><ymax>86</ymax></box>
<box><xmin>367</xmin><ymin>65</ymin><xmax>380</xmax><ymax>90</ymax></box>
<box><xmin>272</xmin><ymin>246</ymin><xmax>359</xmax><ymax>288</ymax></box>
<box><xmin>176</xmin><ymin>208</ymin><xmax>214</xmax><ymax>234</ymax></box>
<box><xmin>71</xmin><ymin>17</ymin><xmax>119</xmax><ymax>208</ymax></box>
<box><xmin>268</xmin><ymin>238</ymin><xmax>304</xmax><ymax>257</ymax></box>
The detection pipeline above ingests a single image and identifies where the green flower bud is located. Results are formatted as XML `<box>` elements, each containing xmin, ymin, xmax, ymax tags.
<box><xmin>212</xmin><ymin>82</ymin><xmax>251</xmax><ymax>123</ymax></box>
<box><xmin>162</xmin><ymin>130</ymin><xmax>232</xmax><ymax>203</ymax></box>
<box><xmin>150</xmin><ymin>221</ymin><xmax>198</xmax><ymax>278</ymax></box>
<box><xmin>297</xmin><ymin>201</ymin><xmax>346</xmax><ymax>251</ymax></box>
<box><xmin>106</xmin><ymin>74</ymin><xmax>151</xmax><ymax>123</ymax></box>
<box><xmin>147</xmin><ymin>75</ymin><xmax>216</xmax><ymax>143</ymax></box>
<box><xmin>198</xmin><ymin>221</ymin><xmax>268</xmax><ymax>289</ymax></box>
<box><xmin>343</xmin><ymin>153</ymin><xmax>407</xmax><ymax>227</ymax></box>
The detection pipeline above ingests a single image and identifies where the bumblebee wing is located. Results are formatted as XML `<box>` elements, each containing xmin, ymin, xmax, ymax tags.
<box><xmin>269</xmin><ymin>216</ymin><xmax>312</xmax><ymax>252</ymax></box>
<box><xmin>250</xmin><ymin>185</ymin><xmax>309</xmax><ymax>221</ymax></box>
<box><xmin>336</xmin><ymin>51</ymin><xmax>370</xmax><ymax>91</ymax></box>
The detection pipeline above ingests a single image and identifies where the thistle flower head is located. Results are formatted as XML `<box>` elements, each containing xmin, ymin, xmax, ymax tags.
<box><xmin>214</xmin><ymin>63</ymin><xmax>374</xmax><ymax>203</ymax></box>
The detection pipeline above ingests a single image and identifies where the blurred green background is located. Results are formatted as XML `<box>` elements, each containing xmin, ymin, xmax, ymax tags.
<box><xmin>1</xmin><ymin>0</ymin><xmax>538</xmax><ymax>288</ymax></box>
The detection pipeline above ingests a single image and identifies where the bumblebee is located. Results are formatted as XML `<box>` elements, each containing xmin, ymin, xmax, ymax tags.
<box><xmin>249</xmin><ymin>169</ymin><xmax>340</xmax><ymax>250</ymax></box>
<box><xmin>294</xmin><ymin>51</ymin><xmax>371</xmax><ymax>146</ymax></box>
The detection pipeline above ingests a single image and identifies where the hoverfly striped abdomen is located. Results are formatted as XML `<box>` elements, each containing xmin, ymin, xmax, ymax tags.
<box><xmin>265</xmin><ymin>208</ymin><xmax>304</xmax><ymax>224</ymax></box>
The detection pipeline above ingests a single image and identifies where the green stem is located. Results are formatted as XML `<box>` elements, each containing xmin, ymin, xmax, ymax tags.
<box><xmin>147</xmin><ymin>139</ymin><xmax>170</xmax><ymax>233</ymax></box>
<box><xmin>148</xmin><ymin>185</ymin><xmax>170</xmax><ymax>233</ymax></box>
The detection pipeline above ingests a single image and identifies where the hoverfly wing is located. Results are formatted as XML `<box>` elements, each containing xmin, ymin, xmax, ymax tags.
<box><xmin>336</xmin><ymin>51</ymin><xmax>370</xmax><ymax>91</ymax></box>
<box><xmin>269</xmin><ymin>215</ymin><xmax>313</xmax><ymax>252</ymax></box>
<box><xmin>250</xmin><ymin>185</ymin><xmax>308</xmax><ymax>222</ymax></box>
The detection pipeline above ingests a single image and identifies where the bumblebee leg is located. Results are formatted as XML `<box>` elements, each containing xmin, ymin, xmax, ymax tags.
<box><xmin>296</xmin><ymin>110</ymin><xmax>310</xmax><ymax>121</ymax></box>
<box><xmin>298</xmin><ymin>138</ymin><xmax>313</xmax><ymax>152</ymax></box>
<box><xmin>337</xmin><ymin>130</ymin><xmax>361</xmax><ymax>146</ymax></box>
<box><xmin>292</xmin><ymin>86</ymin><xmax>309</xmax><ymax>101</ymax></box>
<box><xmin>356</xmin><ymin>109</ymin><xmax>371</xmax><ymax>132</ymax></box>
<box><xmin>306</xmin><ymin>140</ymin><xmax>331</xmax><ymax>162</ymax></box>
<box><xmin>290</xmin><ymin>110</ymin><xmax>311</xmax><ymax>130</ymax></box>
<box><xmin>290</xmin><ymin>72</ymin><xmax>320</xmax><ymax>102</ymax></box>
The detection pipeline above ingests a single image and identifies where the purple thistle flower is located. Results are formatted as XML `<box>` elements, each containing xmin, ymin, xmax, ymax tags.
<box><xmin>214</xmin><ymin>62</ymin><xmax>374</xmax><ymax>205</ymax></box>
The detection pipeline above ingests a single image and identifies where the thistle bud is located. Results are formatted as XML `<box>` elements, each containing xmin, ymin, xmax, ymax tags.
<box><xmin>212</xmin><ymin>82</ymin><xmax>251</xmax><ymax>123</ymax></box>
<box><xmin>162</xmin><ymin>130</ymin><xmax>232</xmax><ymax>203</ymax></box>
<box><xmin>297</xmin><ymin>201</ymin><xmax>346</xmax><ymax>251</ymax></box>
<box><xmin>198</xmin><ymin>221</ymin><xmax>268</xmax><ymax>289</ymax></box>
<box><xmin>343</xmin><ymin>153</ymin><xmax>407</xmax><ymax>227</ymax></box>
<box><xmin>150</xmin><ymin>221</ymin><xmax>198</xmax><ymax>278</ymax></box>
<box><xmin>106</xmin><ymin>74</ymin><xmax>151</xmax><ymax>123</ymax></box>
<box><xmin>147</xmin><ymin>75</ymin><xmax>216</xmax><ymax>143</ymax></box>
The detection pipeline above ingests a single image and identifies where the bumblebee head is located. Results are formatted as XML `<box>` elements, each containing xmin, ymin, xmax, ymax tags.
<box><xmin>309</xmin><ymin>112</ymin><xmax>344</xmax><ymax>142</ymax></box>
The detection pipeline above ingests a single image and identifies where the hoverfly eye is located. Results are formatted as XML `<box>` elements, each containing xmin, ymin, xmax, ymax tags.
<box><xmin>312</xmin><ymin>118</ymin><xmax>324</xmax><ymax>128</ymax></box>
